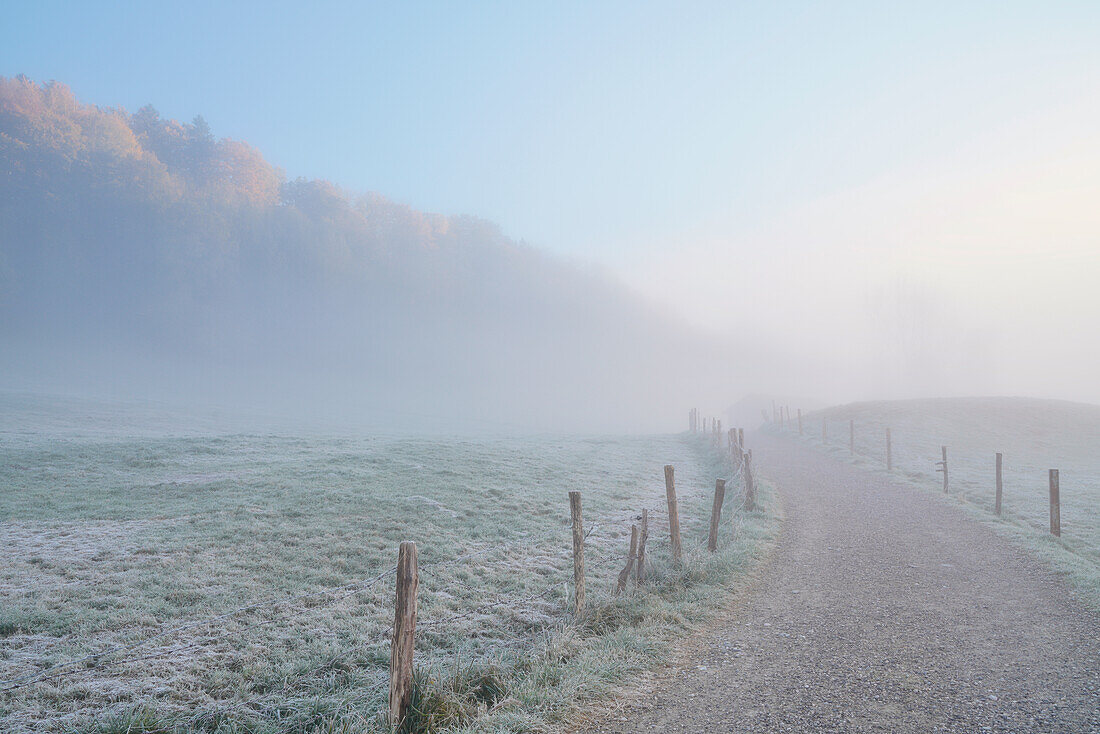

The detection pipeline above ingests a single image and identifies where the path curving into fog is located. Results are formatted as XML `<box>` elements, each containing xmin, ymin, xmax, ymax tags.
<box><xmin>594</xmin><ymin>433</ymin><xmax>1100</xmax><ymax>733</ymax></box>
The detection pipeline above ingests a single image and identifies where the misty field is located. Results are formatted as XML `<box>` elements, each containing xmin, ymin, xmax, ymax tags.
<box><xmin>785</xmin><ymin>398</ymin><xmax>1100</xmax><ymax>583</ymax></box>
<box><xmin>0</xmin><ymin>394</ymin><xmax>774</xmax><ymax>733</ymax></box>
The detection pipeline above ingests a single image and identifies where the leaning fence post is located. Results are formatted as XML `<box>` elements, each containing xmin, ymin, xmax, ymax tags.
<box><xmin>886</xmin><ymin>428</ymin><xmax>892</xmax><ymax>471</ymax></box>
<box><xmin>664</xmin><ymin>465</ymin><xmax>683</xmax><ymax>564</ymax></box>
<box><xmin>616</xmin><ymin>525</ymin><xmax>639</xmax><ymax>594</ymax></box>
<box><xmin>1049</xmin><ymin>469</ymin><xmax>1061</xmax><ymax>537</ymax></box>
<box><xmin>636</xmin><ymin>509</ymin><xmax>648</xmax><ymax>582</ymax></box>
<box><xmin>707</xmin><ymin>478</ymin><xmax>727</xmax><ymax>552</ymax></box>
<box><xmin>389</xmin><ymin>541</ymin><xmax>419</xmax><ymax>729</ymax></box>
<box><xmin>995</xmin><ymin>453</ymin><xmax>1003</xmax><ymax>516</ymax></box>
<box><xmin>744</xmin><ymin>452</ymin><xmax>756</xmax><ymax>511</ymax></box>
<box><xmin>569</xmin><ymin>491</ymin><xmax>585</xmax><ymax>614</ymax></box>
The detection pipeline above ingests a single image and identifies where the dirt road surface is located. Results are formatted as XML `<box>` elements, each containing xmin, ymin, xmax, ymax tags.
<box><xmin>593</xmin><ymin>433</ymin><xmax>1100</xmax><ymax>733</ymax></box>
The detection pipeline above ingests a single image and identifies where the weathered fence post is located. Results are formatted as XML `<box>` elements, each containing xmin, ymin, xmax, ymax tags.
<box><xmin>744</xmin><ymin>452</ymin><xmax>756</xmax><ymax>511</ymax></box>
<box><xmin>886</xmin><ymin>428</ymin><xmax>892</xmax><ymax>471</ymax></box>
<box><xmin>738</xmin><ymin>428</ymin><xmax>745</xmax><ymax>451</ymax></box>
<box><xmin>1049</xmin><ymin>469</ymin><xmax>1061</xmax><ymax>537</ymax></box>
<box><xmin>707</xmin><ymin>478</ymin><xmax>727</xmax><ymax>552</ymax></box>
<box><xmin>636</xmin><ymin>509</ymin><xmax>648</xmax><ymax>582</ymax></box>
<box><xmin>569</xmin><ymin>491</ymin><xmax>585</xmax><ymax>614</ymax></box>
<box><xmin>995</xmin><ymin>453</ymin><xmax>1003</xmax><ymax>516</ymax></box>
<box><xmin>389</xmin><ymin>541</ymin><xmax>418</xmax><ymax>729</ymax></box>
<box><xmin>937</xmin><ymin>446</ymin><xmax>948</xmax><ymax>492</ymax></box>
<box><xmin>615</xmin><ymin>525</ymin><xmax>639</xmax><ymax>594</ymax></box>
<box><xmin>664</xmin><ymin>465</ymin><xmax>683</xmax><ymax>564</ymax></box>
<box><xmin>849</xmin><ymin>419</ymin><xmax>854</xmax><ymax>454</ymax></box>
<box><xmin>797</xmin><ymin>408</ymin><xmax>803</xmax><ymax>435</ymax></box>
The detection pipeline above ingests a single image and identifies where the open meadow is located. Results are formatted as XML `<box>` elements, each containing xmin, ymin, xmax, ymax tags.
<box><xmin>0</xmin><ymin>394</ymin><xmax>776</xmax><ymax>733</ymax></box>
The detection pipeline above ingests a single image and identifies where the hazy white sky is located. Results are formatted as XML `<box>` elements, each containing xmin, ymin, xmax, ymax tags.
<box><xmin>5</xmin><ymin>1</ymin><xmax>1100</xmax><ymax>405</ymax></box>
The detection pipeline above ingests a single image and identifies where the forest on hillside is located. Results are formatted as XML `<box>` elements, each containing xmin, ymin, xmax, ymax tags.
<box><xmin>0</xmin><ymin>76</ymin><xmax>707</xmax><ymax>429</ymax></box>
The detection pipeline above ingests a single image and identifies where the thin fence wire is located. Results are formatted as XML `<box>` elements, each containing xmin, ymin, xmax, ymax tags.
<box><xmin>3</xmin><ymin>429</ymin><xmax>755</xmax><ymax>729</ymax></box>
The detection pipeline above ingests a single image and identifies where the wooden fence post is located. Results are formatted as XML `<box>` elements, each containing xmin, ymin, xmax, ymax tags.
<box><xmin>744</xmin><ymin>452</ymin><xmax>756</xmax><ymax>511</ymax></box>
<box><xmin>995</xmin><ymin>453</ymin><xmax>1003</xmax><ymax>516</ymax></box>
<box><xmin>941</xmin><ymin>444</ymin><xmax>950</xmax><ymax>490</ymax></box>
<box><xmin>849</xmin><ymin>419</ymin><xmax>854</xmax><ymax>454</ymax></box>
<box><xmin>569</xmin><ymin>491</ymin><xmax>585</xmax><ymax>614</ymax></box>
<box><xmin>615</xmin><ymin>525</ymin><xmax>639</xmax><ymax>594</ymax></box>
<box><xmin>1049</xmin><ymin>469</ymin><xmax>1061</xmax><ymax>537</ymax></box>
<box><xmin>636</xmin><ymin>509</ymin><xmax>648</xmax><ymax>582</ymax></box>
<box><xmin>707</xmin><ymin>478</ymin><xmax>727</xmax><ymax>552</ymax></box>
<box><xmin>738</xmin><ymin>428</ymin><xmax>744</xmax><ymax>451</ymax></box>
<box><xmin>664</xmin><ymin>465</ymin><xmax>683</xmax><ymax>564</ymax></box>
<box><xmin>886</xmin><ymin>428</ymin><xmax>892</xmax><ymax>471</ymax></box>
<box><xmin>797</xmin><ymin>409</ymin><xmax>803</xmax><ymax>435</ymax></box>
<box><xmin>389</xmin><ymin>541</ymin><xmax>418</xmax><ymax>729</ymax></box>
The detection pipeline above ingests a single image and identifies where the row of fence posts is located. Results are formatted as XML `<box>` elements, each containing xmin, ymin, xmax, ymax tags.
<box><xmin>774</xmin><ymin>407</ymin><xmax>1063</xmax><ymax>538</ymax></box>
<box><xmin>389</xmin><ymin>421</ymin><xmax>755</xmax><ymax>728</ymax></box>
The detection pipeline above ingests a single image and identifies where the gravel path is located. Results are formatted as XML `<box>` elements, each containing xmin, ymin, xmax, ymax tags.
<box><xmin>594</xmin><ymin>433</ymin><xmax>1100</xmax><ymax>732</ymax></box>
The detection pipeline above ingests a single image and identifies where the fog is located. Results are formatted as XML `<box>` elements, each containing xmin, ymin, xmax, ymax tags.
<box><xmin>3</xmin><ymin>53</ymin><xmax>1099</xmax><ymax>432</ymax></box>
<box><xmin>617</xmin><ymin>103</ymin><xmax>1100</xmax><ymax>409</ymax></box>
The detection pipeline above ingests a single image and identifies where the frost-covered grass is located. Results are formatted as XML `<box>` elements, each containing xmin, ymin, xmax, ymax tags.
<box><xmin>776</xmin><ymin>397</ymin><xmax>1100</xmax><ymax>604</ymax></box>
<box><xmin>0</xmin><ymin>395</ymin><xmax>777</xmax><ymax>732</ymax></box>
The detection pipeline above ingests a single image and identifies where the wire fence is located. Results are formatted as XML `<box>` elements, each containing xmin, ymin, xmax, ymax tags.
<box><xmin>770</xmin><ymin>407</ymin><xmax>1099</xmax><ymax>564</ymax></box>
<box><xmin>1</xmin><ymin>422</ymin><xmax>757</xmax><ymax>731</ymax></box>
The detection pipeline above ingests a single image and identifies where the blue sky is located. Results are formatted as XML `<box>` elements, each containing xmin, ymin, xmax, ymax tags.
<box><xmin>4</xmin><ymin>2</ymin><xmax>1095</xmax><ymax>256</ymax></box>
<box><xmin>5</xmin><ymin>1</ymin><xmax>1100</xmax><ymax>400</ymax></box>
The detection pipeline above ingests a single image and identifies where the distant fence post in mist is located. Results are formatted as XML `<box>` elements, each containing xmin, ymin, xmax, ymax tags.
<box><xmin>886</xmin><ymin>428</ymin><xmax>892</xmax><ymax>471</ymax></box>
<box><xmin>995</xmin><ymin>453</ymin><xmax>1003</xmax><ymax>516</ymax></box>
<box><xmin>636</xmin><ymin>509</ymin><xmax>648</xmax><ymax>582</ymax></box>
<box><xmin>849</xmin><ymin>419</ymin><xmax>854</xmax><ymax>453</ymax></box>
<box><xmin>569</xmin><ymin>491</ymin><xmax>585</xmax><ymax>614</ymax></box>
<box><xmin>937</xmin><ymin>446</ymin><xmax>949</xmax><ymax>492</ymax></box>
<box><xmin>797</xmin><ymin>409</ymin><xmax>803</xmax><ymax>435</ymax></box>
<box><xmin>664</xmin><ymin>465</ymin><xmax>683</xmax><ymax>563</ymax></box>
<box><xmin>738</xmin><ymin>428</ymin><xmax>745</xmax><ymax>452</ymax></box>
<box><xmin>744</xmin><ymin>452</ymin><xmax>756</xmax><ymax>511</ymax></box>
<box><xmin>1049</xmin><ymin>469</ymin><xmax>1061</xmax><ymax>537</ymax></box>
<box><xmin>708</xmin><ymin>478</ymin><xmax>727</xmax><ymax>552</ymax></box>
<box><xmin>389</xmin><ymin>541</ymin><xmax>418</xmax><ymax>729</ymax></box>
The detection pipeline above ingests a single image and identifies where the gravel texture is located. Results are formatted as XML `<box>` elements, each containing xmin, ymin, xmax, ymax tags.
<box><xmin>592</xmin><ymin>433</ymin><xmax>1100</xmax><ymax>732</ymax></box>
